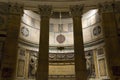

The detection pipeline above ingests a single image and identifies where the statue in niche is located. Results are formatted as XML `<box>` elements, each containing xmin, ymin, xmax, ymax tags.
<box><xmin>85</xmin><ymin>51</ymin><xmax>95</xmax><ymax>78</ymax></box>
<box><xmin>29</xmin><ymin>56</ymin><xmax>37</xmax><ymax>78</ymax></box>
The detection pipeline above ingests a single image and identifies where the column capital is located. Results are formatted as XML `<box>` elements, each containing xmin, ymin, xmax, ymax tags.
<box><xmin>0</xmin><ymin>2</ymin><xmax>23</xmax><ymax>15</ymax></box>
<box><xmin>39</xmin><ymin>5</ymin><xmax>52</xmax><ymax>17</ymax></box>
<box><xmin>98</xmin><ymin>2</ymin><xmax>120</xmax><ymax>13</ymax></box>
<box><xmin>70</xmin><ymin>5</ymin><xmax>84</xmax><ymax>17</ymax></box>
<box><xmin>8</xmin><ymin>3</ymin><xmax>24</xmax><ymax>15</ymax></box>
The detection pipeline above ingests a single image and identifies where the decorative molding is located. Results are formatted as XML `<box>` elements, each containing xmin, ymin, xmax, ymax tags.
<box><xmin>49</xmin><ymin>75</ymin><xmax>75</xmax><ymax>78</ymax></box>
<box><xmin>70</xmin><ymin>5</ymin><xmax>84</xmax><ymax>17</ymax></box>
<box><xmin>49</xmin><ymin>53</ymin><xmax>74</xmax><ymax>61</ymax></box>
<box><xmin>38</xmin><ymin>5</ymin><xmax>52</xmax><ymax>17</ymax></box>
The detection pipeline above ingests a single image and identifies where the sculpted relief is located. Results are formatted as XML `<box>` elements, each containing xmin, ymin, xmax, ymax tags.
<box><xmin>28</xmin><ymin>52</ymin><xmax>37</xmax><ymax>78</ymax></box>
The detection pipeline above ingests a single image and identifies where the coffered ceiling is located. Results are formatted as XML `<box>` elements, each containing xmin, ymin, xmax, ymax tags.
<box><xmin>0</xmin><ymin>0</ymin><xmax>120</xmax><ymax>12</ymax></box>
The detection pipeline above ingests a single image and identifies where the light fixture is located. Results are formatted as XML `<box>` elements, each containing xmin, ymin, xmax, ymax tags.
<box><xmin>56</xmin><ymin>12</ymin><xmax>65</xmax><ymax>44</ymax></box>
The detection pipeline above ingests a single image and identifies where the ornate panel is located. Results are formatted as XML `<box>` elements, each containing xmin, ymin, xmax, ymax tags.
<box><xmin>96</xmin><ymin>47</ymin><xmax>108</xmax><ymax>78</ymax></box>
<box><xmin>49</xmin><ymin>65</ymin><xmax>75</xmax><ymax>75</ymax></box>
<box><xmin>17</xmin><ymin>59</ymin><xmax>25</xmax><ymax>77</ymax></box>
<box><xmin>98</xmin><ymin>59</ymin><xmax>107</xmax><ymax>76</ymax></box>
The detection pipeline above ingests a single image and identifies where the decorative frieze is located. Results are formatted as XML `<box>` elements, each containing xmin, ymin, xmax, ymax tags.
<box><xmin>39</xmin><ymin>5</ymin><xmax>52</xmax><ymax>17</ymax></box>
<box><xmin>70</xmin><ymin>5</ymin><xmax>84</xmax><ymax>17</ymax></box>
<box><xmin>49</xmin><ymin>53</ymin><xmax>74</xmax><ymax>61</ymax></box>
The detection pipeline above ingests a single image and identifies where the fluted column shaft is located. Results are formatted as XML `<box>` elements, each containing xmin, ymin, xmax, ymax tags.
<box><xmin>36</xmin><ymin>5</ymin><xmax>52</xmax><ymax>80</ymax></box>
<box><xmin>0</xmin><ymin>3</ymin><xmax>23</xmax><ymax>80</ymax></box>
<box><xmin>70</xmin><ymin>5</ymin><xmax>87</xmax><ymax>80</ymax></box>
<box><xmin>99</xmin><ymin>2</ymin><xmax>120</xmax><ymax>80</ymax></box>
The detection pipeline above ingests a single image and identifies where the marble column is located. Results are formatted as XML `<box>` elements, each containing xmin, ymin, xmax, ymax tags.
<box><xmin>70</xmin><ymin>5</ymin><xmax>87</xmax><ymax>80</ymax></box>
<box><xmin>36</xmin><ymin>5</ymin><xmax>52</xmax><ymax>80</ymax></box>
<box><xmin>0</xmin><ymin>3</ymin><xmax>23</xmax><ymax>80</ymax></box>
<box><xmin>99</xmin><ymin>2</ymin><xmax>120</xmax><ymax>79</ymax></box>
